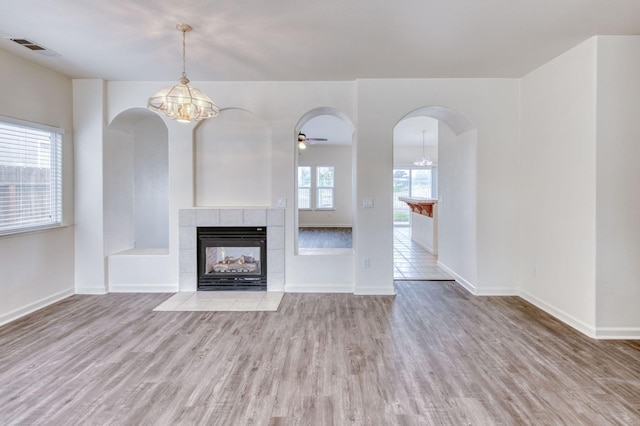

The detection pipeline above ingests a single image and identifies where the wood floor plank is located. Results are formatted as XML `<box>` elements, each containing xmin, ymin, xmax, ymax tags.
<box><xmin>1</xmin><ymin>283</ymin><xmax>639</xmax><ymax>425</ymax></box>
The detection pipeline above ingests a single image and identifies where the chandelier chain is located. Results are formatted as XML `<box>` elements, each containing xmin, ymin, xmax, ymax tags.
<box><xmin>182</xmin><ymin>29</ymin><xmax>187</xmax><ymax>78</ymax></box>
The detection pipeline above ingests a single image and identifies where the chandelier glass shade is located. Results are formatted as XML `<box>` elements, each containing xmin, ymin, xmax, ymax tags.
<box><xmin>148</xmin><ymin>24</ymin><xmax>219</xmax><ymax>123</ymax></box>
<box><xmin>413</xmin><ymin>130</ymin><xmax>433</xmax><ymax>166</ymax></box>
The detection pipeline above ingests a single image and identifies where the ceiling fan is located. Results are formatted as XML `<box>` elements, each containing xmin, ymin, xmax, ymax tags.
<box><xmin>297</xmin><ymin>132</ymin><xmax>327</xmax><ymax>150</ymax></box>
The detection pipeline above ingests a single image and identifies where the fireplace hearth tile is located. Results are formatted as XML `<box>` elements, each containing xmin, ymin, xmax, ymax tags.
<box><xmin>153</xmin><ymin>291</ymin><xmax>283</xmax><ymax>312</ymax></box>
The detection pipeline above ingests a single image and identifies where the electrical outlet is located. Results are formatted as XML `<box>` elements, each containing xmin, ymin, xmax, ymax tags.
<box><xmin>363</xmin><ymin>198</ymin><xmax>374</xmax><ymax>208</ymax></box>
<box><xmin>276</xmin><ymin>197</ymin><xmax>287</xmax><ymax>208</ymax></box>
<box><xmin>533</xmin><ymin>265</ymin><xmax>539</xmax><ymax>277</ymax></box>
<box><xmin>364</xmin><ymin>258</ymin><xmax>370</xmax><ymax>268</ymax></box>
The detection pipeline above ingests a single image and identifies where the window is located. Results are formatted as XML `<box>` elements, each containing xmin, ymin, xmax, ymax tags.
<box><xmin>393</xmin><ymin>168</ymin><xmax>434</xmax><ymax>224</ymax></box>
<box><xmin>316</xmin><ymin>166</ymin><xmax>334</xmax><ymax>209</ymax></box>
<box><xmin>0</xmin><ymin>118</ymin><xmax>63</xmax><ymax>234</ymax></box>
<box><xmin>297</xmin><ymin>166</ymin><xmax>311</xmax><ymax>209</ymax></box>
<box><xmin>297</xmin><ymin>165</ymin><xmax>335</xmax><ymax>209</ymax></box>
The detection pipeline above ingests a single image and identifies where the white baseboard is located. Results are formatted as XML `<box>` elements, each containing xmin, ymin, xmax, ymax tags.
<box><xmin>0</xmin><ymin>288</ymin><xmax>74</xmax><ymax>327</ymax></box>
<box><xmin>298</xmin><ymin>224</ymin><xmax>352</xmax><ymax>228</ymax></box>
<box><xmin>413</xmin><ymin>239</ymin><xmax>437</xmax><ymax>255</ymax></box>
<box><xmin>437</xmin><ymin>261</ymin><xmax>476</xmax><ymax>293</ymax></box>
<box><xmin>594</xmin><ymin>327</ymin><xmax>640</xmax><ymax>340</ymax></box>
<box><xmin>109</xmin><ymin>284</ymin><xmax>178</xmax><ymax>293</ymax></box>
<box><xmin>285</xmin><ymin>284</ymin><xmax>354</xmax><ymax>293</ymax></box>
<box><xmin>355</xmin><ymin>287</ymin><xmax>396</xmax><ymax>296</ymax></box>
<box><xmin>75</xmin><ymin>286</ymin><xmax>107</xmax><ymax>295</ymax></box>
<box><xmin>518</xmin><ymin>289</ymin><xmax>597</xmax><ymax>338</ymax></box>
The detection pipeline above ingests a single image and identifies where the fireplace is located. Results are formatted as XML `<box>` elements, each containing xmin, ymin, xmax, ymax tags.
<box><xmin>197</xmin><ymin>226</ymin><xmax>267</xmax><ymax>291</ymax></box>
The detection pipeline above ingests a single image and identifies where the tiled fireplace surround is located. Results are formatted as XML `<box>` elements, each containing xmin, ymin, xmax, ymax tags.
<box><xmin>179</xmin><ymin>208</ymin><xmax>285</xmax><ymax>292</ymax></box>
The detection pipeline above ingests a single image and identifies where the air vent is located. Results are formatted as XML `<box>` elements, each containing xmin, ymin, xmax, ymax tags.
<box><xmin>5</xmin><ymin>37</ymin><xmax>61</xmax><ymax>57</ymax></box>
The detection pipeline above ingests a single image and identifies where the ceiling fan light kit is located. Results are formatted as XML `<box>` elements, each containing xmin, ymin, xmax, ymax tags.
<box><xmin>297</xmin><ymin>132</ymin><xmax>328</xmax><ymax>150</ymax></box>
<box><xmin>148</xmin><ymin>24</ymin><xmax>219</xmax><ymax>123</ymax></box>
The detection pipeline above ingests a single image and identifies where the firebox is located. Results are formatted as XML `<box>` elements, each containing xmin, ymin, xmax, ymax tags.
<box><xmin>197</xmin><ymin>227</ymin><xmax>267</xmax><ymax>291</ymax></box>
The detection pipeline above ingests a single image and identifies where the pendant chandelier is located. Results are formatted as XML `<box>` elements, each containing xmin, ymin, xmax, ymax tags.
<box><xmin>148</xmin><ymin>24</ymin><xmax>219</xmax><ymax>123</ymax></box>
<box><xmin>413</xmin><ymin>130</ymin><xmax>433</xmax><ymax>166</ymax></box>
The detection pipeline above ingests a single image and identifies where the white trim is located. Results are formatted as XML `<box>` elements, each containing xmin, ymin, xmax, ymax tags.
<box><xmin>75</xmin><ymin>286</ymin><xmax>108</xmax><ymax>295</ymax></box>
<box><xmin>594</xmin><ymin>327</ymin><xmax>640</xmax><ymax>340</ymax></box>
<box><xmin>413</xmin><ymin>238</ymin><xmax>437</xmax><ymax>255</ymax></box>
<box><xmin>285</xmin><ymin>284</ymin><xmax>354</xmax><ymax>293</ymax></box>
<box><xmin>0</xmin><ymin>288</ymin><xmax>73</xmax><ymax>327</ymax></box>
<box><xmin>109</xmin><ymin>285</ymin><xmax>179</xmax><ymax>293</ymax></box>
<box><xmin>475</xmin><ymin>287</ymin><xmax>519</xmax><ymax>296</ymax></box>
<box><xmin>0</xmin><ymin>224</ymin><xmax>71</xmax><ymax>240</ymax></box>
<box><xmin>354</xmin><ymin>286</ymin><xmax>396</xmax><ymax>296</ymax></box>
<box><xmin>518</xmin><ymin>289</ymin><xmax>597</xmax><ymax>338</ymax></box>
<box><xmin>437</xmin><ymin>261</ymin><xmax>476</xmax><ymax>294</ymax></box>
<box><xmin>297</xmin><ymin>224</ymin><xmax>352</xmax><ymax>228</ymax></box>
<box><xmin>0</xmin><ymin>114</ymin><xmax>65</xmax><ymax>134</ymax></box>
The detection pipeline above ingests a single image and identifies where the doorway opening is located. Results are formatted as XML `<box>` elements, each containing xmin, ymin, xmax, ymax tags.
<box><xmin>393</xmin><ymin>114</ymin><xmax>450</xmax><ymax>280</ymax></box>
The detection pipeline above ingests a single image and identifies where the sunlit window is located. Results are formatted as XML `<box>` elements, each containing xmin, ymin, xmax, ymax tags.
<box><xmin>0</xmin><ymin>118</ymin><xmax>63</xmax><ymax>234</ymax></box>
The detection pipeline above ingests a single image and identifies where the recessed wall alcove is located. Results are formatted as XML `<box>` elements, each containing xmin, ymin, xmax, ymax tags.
<box><xmin>104</xmin><ymin>108</ymin><xmax>169</xmax><ymax>254</ymax></box>
<box><xmin>103</xmin><ymin>108</ymin><xmax>170</xmax><ymax>292</ymax></box>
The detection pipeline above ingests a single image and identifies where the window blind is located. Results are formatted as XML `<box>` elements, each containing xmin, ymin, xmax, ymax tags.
<box><xmin>0</xmin><ymin>119</ymin><xmax>62</xmax><ymax>234</ymax></box>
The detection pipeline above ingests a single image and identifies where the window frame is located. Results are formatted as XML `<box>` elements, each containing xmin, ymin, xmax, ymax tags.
<box><xmin>297</xmin><ymin>166</ymin><xmax>312</xmax><ymax>210</ymax></box>
<box><xmin>297</xmin><ymin>165</ymin><xmax>336</xmax><ymax>210</ymax></box>
<box><xmin>0</xmin><ymin>116</ymin><xmax>64</xmax><ymax>236</ymax></box>
<box><xmin>315</xmin><ymin>166</ymin><xmax>335</xmax><ymax>210</ymax></box>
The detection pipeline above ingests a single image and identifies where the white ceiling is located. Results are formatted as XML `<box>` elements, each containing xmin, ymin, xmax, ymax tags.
<box><xmin>301</xmin><ymin>115</ymin><xmax>352</xmax><ymax>146</ymax></box>
<box><xmin>1</xmin><ymin>0</ymin><xmax>639</xmax><ymax>82</ymax></box>
<box><xmin>394</xmin><ymin>117</ymin><xmax>439</xmax><ymax>147</ymax></box>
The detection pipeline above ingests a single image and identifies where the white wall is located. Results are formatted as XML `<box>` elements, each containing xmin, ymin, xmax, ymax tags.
<box><xmin>595</xmin><ymin>36</ymin><xmax>640</xmax><ymax>336</ymax></box>
<box><xmin>438</xmin><ymin>124</ymin><xmax>477</xmax><ymax>289</ymax></box>
<box><xmin>355</xmin><ymin>78</ymin><xmax>520</xmax><ymax>295</ymax></box>
<box><xmin>104</xmin><ymin>126</ymin><xmax>134</xmax><ymax>254</ymax></box>
<box><xmin>518</xmin><ymin>38</ymin><xmax>598</xmax><ymax>334</ymax></box>
<box><xmin>0</xmin><ymin>50</ymin><xmax>75</xmax><ymax>325</ymax></box>
<box><xmin>298</xmin><ymin>145</ymin><xmax>353</xmax><ymax>227</ymax></box>
<box><xmin>133</xmin><ymin>117</ymin><xmax>169</xmax><ymax>248</ymax></box>
<box><xmin>75</xmin><ymin>77</ymin><xmax>521</xmax><ymax>296</ymax></box>
<box><xmin>195</xmin><ymin>108</ymin><xmax>271</xmax><ymax>207</ymax></box>
<box><xmin>105</xmin><ymin>81</ymin><xmax>357</xmax><ymax>293</ymax></box>
<box><xmin>74</xmin><ymin>79</ymin><xmax>108</xmax><ymax>293</ymax></box>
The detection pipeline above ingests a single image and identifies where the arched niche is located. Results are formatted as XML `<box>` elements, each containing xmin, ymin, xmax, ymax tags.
<box><xmin>195</xmin><ymin>108</ymin><xmax>271</xmax><ymax>207</ymax></box>
<box><xmin>294</xmin><ymin>107</ymin><xmax>355</xmax><ymax>252</ymax></box>
<box><xmin>393</xmin><ymin>105</ymin><xmax>478</xmax><ymax>286</ymax></box>
<box><xmin>104</xmin><ymin>108</ymin><xmax>169</xmax><ymax>254</ymax></box>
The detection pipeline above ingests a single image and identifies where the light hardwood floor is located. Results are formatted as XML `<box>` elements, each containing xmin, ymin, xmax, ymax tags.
<box><xmin>1</xmin><ymin>282</ymin><xmax>639</xmax><ymax>425</ymax></box>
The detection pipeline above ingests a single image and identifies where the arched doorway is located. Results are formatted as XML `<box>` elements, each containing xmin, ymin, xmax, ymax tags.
<box><xmin>392</xmin><ymin>106</ymin><xmax>477</xmax><ymax>284</ymax></box>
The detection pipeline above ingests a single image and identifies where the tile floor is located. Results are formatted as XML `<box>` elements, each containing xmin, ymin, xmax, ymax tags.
<box><xmin>154</xmin><ymin>291</ymin><xmax>284</xmax><ymax>312</ymax></box>
<box><xmin>394</xmin><ymin>226</ymin><xmax>453</xmax><ymax>280</ymax></box>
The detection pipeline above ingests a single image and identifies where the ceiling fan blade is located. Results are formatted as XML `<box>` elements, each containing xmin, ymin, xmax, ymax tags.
<box><xmin>298</xmin><ymin>132</ymin><xmax>328</xmax><ymax>142</ymax></box>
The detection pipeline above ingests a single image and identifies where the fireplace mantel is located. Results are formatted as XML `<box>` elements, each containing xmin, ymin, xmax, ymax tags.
<box><xmin>179</xmin><ymin>208</ymin><xmax>285</xmax><ymax>291</ymax></box>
